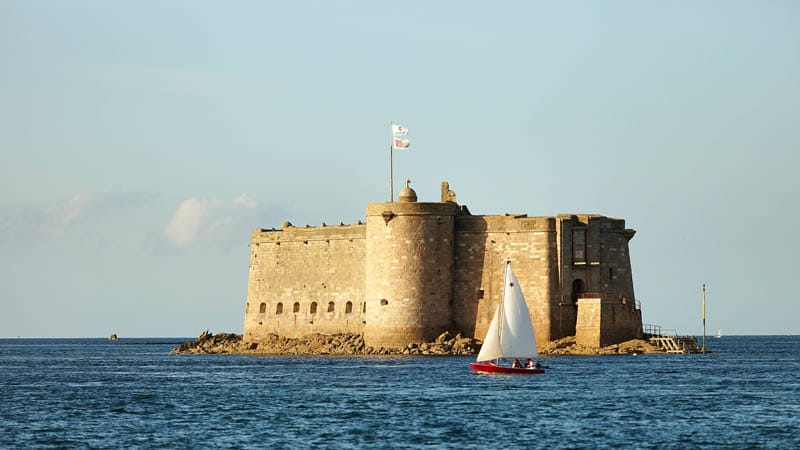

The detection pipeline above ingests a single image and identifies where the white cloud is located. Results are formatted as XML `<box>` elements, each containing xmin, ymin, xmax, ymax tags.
<box><xmin>38</xmin><ymin>190</ymin><xmax>154</xmax><ymax>237</ymax></box>
<box><xmin>163</xmin><ymin>195</ymin><xmax>259</xmax><ymax>248</ymax></box>
<box><xmin>163</xmin><ymin>198</ymin><xmax>209</xmax><ymax>247</ymax></box>
<box><xmin>231</xmin><ymin>194</ymin><xmax>257</xmax><ymax>209</ymax></box>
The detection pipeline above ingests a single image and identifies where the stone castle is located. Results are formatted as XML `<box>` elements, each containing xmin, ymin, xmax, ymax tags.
<box><xmin>243</xmin><ymin>181</ymin><xmax>643</xmax><ymax>350</ymax></box>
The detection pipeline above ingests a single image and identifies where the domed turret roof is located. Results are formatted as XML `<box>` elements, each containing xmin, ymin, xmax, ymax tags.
<box><xmin>398</xmin><ymin>179</ymin><xmax>417</xmax><ymax>203</ymax></box>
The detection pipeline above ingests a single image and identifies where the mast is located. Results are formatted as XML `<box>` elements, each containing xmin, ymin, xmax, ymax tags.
<box><xmin>702</xmin><ymin>283</ymin><xmax>706</xmax><ymax>354</ymax></box>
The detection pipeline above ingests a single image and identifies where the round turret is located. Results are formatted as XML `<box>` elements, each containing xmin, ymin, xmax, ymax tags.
<box><xmin>398</xmin><ymin>179</ymin><xmax>417</xmax><ymax>203</ymax></box>
<box><xmin>364</xmin><ymin>199</ymin><xmax>458</xmax><ymax>349</ymax></box>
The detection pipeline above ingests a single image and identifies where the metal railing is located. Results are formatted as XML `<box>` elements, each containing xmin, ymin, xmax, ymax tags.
<box><xmin>644</xmin><ymin>324</ymin><xmax>678</xmax><ymax>338</ymax></box>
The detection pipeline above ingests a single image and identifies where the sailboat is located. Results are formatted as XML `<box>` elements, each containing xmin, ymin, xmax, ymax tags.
<box><xmin>715</xmin><ymin>328</ymin><xmax>722</xmax><ymax>339</ymax></box>
<box><xmin>470</xmin><ymin>261</ymin><xmax>544</xmax><ymax>375</ymax></box>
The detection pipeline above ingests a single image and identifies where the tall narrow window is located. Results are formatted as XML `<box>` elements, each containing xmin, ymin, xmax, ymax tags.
<box><xmin>293</xmin><ymin>302</ymin><xmax>300</xmax><ymax>313</ymax></box>
<box><xmin>345</xmin><ymin>301</ymin><xmax>353</xmax><ymax>314</ymax></box>
<box><xmin>327</xmin><ymin>302</ymin><xmax>335</xmax><ymax>313</ymax></box>
<box><xmin>276</xmin><ymin>303</ymin><xmax>283</xmax><ymax>314</ymax></box>
<box><xmin>310</xmin><ymin>302</ymin><xmax>318</xmax><ymax>314</ymax></box>
<box><xmin>259</xmin><ymin>303</ymin><xmax>267</xmax><ymax>314</ymax></box>
<box><xmin>572</xmin><ymin>228</ymin><xmax>586</xmax><ymax>264</ymax></box>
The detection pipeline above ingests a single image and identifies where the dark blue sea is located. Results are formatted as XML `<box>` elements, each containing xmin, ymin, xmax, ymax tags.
<box><xmin>1</xmin><ymin>336</ymin><xmax>798</xmax><ymax>449</ymax></box>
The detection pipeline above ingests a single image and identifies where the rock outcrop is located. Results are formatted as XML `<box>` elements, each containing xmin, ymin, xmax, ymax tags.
<box><xmin>172</xmin><ymin>330</ymin><xmax>481</xmax><ymax>356</ymax></box>
<box><xmin>173</xmin><ymin>330</ymin><xmax>662</xmax><ymax>356</ymax></box>
<box><xmin>539</xmin><ymin>336</ymin><xmax>662</xmax><ymax>355</ymax></box>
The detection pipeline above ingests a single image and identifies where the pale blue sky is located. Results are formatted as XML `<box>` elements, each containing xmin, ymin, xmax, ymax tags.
<box><xmin>1</xmin><ymin>1</ymin><xmax>798</xmax><ymax>337</ymax></box>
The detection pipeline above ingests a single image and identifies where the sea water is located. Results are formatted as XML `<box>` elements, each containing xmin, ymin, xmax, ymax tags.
<box><xmin>1</xmin><ymin>336</ymin><xmax>798</xmax><ymax>449</ymax></box>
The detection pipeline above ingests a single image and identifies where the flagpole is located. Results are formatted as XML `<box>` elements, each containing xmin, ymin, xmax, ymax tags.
<box><xmin>389</xmin><ymin>122</ymin><xmax>394</xmax><ymax>202</ymax></box>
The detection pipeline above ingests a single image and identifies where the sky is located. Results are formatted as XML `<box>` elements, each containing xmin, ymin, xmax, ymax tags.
<box><xmin>1</xmin><ymin>1</ymin><xmax>798</xmax><ymax>337</ymax></box>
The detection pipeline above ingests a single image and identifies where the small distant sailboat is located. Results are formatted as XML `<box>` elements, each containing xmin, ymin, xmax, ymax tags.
<box><xmin>470</xmin><ymin>261</ymin><xmax>544</xmax><ymax>375</ymax></box>
<box><xmin>715</xmin><ymin>328</ymin><xmax>722</xmax><ymax>339</ymax></box>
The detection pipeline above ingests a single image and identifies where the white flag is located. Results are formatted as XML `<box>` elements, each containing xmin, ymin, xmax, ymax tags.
<box><xmin>393</xmin><ymin>137</ymin><xmax>411</xmax><ymax>149</ymax></box>
<box><xmin>392</xmin><ymin>124</ymin><xmax>408</xmax><ymax>136</ymax></box>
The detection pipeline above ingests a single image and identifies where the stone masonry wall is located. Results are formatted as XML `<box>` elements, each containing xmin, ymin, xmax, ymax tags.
<box><xmin>452</xmin><ymin>215</ymin><xmax>558</xmax><ymax>345</ymax></box>
<box><xmin>576</xmin><ymin>297</ymin><xmax>643</xmax><ymax>347</ymax></box>
<box><xmin>243</xmin><ymin>224</ymin><xmax>366</xmax><ymax>343</ymax></box>
<box><xmin>556</xmin><ymin>215</ymin><xmax>641</xmax><ymax>341</ymax></box>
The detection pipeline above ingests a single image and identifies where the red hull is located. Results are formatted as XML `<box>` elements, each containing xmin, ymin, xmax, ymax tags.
<box><xmin>470</xmin><ymin>361</ymin><xmax>545</xmax><ymax>375</ymax></box>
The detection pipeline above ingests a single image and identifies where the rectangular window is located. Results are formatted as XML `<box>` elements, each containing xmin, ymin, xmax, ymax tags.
<box><xmin>572</xmin><ymin>228</ymin><xmax>586</xmax><ymax>264</ymax></box>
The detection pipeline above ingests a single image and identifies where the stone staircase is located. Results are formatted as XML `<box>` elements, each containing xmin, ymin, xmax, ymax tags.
<box><xmin>644</xmin><ymin>324</ymin><xmax>702</xmax><ymax>354</ymax></box>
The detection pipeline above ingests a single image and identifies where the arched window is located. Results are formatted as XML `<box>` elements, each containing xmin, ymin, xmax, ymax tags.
<box><xmin>259</xmin><ymin>303</ymin><xmax>267</xmax><ymax>314</ymax></box>
<box><xmin>310</xmin><ymin>302</ymin><xmax>318</xmax><ymax>314</ymax></box>
<box><xmin>293</xmin><ymin>302</ymin><xmax>300</xmax><ymax>313</ymax></box>
<box><xmin>345</xmin><ymin>301</ymin><xmax>353</xmax><ymax>314</ymax></box>
<box><xmin>276</xmin><ymin>302</ymin><xmax>283</xmax><ymax>314</ymax></box>
<box><xmin>571</xmin><ymin>279</ymin><xmax>585</xmax><ymax>305</ymax></box>
<box><xmin>327</xmin><ymin>301</ymin><xmax>335</xmax><ymax>313</ymax></box>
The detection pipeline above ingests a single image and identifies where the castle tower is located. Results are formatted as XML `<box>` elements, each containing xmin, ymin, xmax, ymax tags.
<box><xmin>364</xmin><ymin>182</ymin><xmax>458</xmax><ymax>349</ymax></box>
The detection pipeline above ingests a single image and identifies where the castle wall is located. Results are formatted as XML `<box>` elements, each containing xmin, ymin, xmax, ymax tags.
<box><xmin>576</xmin><ymin>297</ymin><xmax>643</xmax><ymax>347</ymax></box>
<box><xmin>241</xmin><ymin>183</ymin><xmax>642</xmax><ymax>350</ymax></box>
<box><xmin>557</xmin><ymin>214</ymin><xmax>642</xmax><ymax>344</ymax></box>
<box><xmin>557</xmin><ymin>215</ymin><xmax>637</xmax><ymax>301</ymax></box>
<box><xmin>364</xmin><ymin>202</ymin><xmax>457</xmax><ymax>348</ymax></box>
<box><xmin>242</xmin><ymin>224</ymin><xmax>366</xmax><ymax>343</ymax></box>
<box><xmin>452</xmin><ymin>215</ymin><xmax>558</xmax><ymax>346</ymax></box>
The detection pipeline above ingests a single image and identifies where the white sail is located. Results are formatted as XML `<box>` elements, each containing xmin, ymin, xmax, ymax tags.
<box><xmin>476</xmin><ymin>305</ymin><xmax>503</xmax><ymax>362</ymax></box>
<box><xmin>476</xmin><ymin>263</ymin><xmax>538</xmax><ymax>362</ymax></box>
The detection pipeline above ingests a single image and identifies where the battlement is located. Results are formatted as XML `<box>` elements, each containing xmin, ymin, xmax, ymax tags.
<box><xmin>455</xmin><ymin>215</ymin><xmax>556</xmax><ymax>233</ymax></box>
<box><xmin>251</xmin><ymin>223</ymin><xmax>366</xmax><ymax>244</ymax></box>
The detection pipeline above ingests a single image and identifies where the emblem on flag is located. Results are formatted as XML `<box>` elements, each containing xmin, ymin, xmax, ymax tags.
<box><xmin>393</xmin><ymin>137</ymin><xmax>411</xmax><ymax>149</ymax></box>
<box><xmin>391</xmin><ymin>124</ymin><xmax>408</xmax><ymax>136</ymax></box>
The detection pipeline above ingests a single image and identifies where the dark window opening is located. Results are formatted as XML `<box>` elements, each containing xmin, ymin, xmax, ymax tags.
<box><xmin>380</xmin><ymin>299</ymin><xmax>388</xmax><ymax>306</ymax></box>
<box><xmin>276</xmin><ymin>303</ymin><xmax>283</xmax><ymax>314</ymax></box>
<box><xmin>571</xmin><ymin>279</ymin><xmax>584</xmax><ymax>305</ymax></box>
<box><xmin>293</xmin><ymin>302</ymin><xmax>300</xmax><ymax>313</ymax></box>
<box><xmin>310</xmin><ymin>302</ymin><xmax>317</xmax><ymax>314</ymax></box>
<box><xmin>259</xmin><ymin>303</ymin><xmax>267</xmax><ymax>314</ymax></box>
<box><xmin>327</xmin><ymin>302</ymin><xmax>335</xmax><ymax>313</ymax></box>
<box><xmin>345</xmin><ymin>301</ymin><xmax>353</xmax><ymax>314</ymax></box>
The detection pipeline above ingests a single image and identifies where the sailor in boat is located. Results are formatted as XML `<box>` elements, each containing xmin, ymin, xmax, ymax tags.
<box><xmin>512</xmin><ymin>359</ymin><xmax>522</xmax><ymax>369</ymax></box>
<box><xmin>524</xmin><ymin>359</ymin><xmax>543</xmax><ymax>370</ymax></box>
